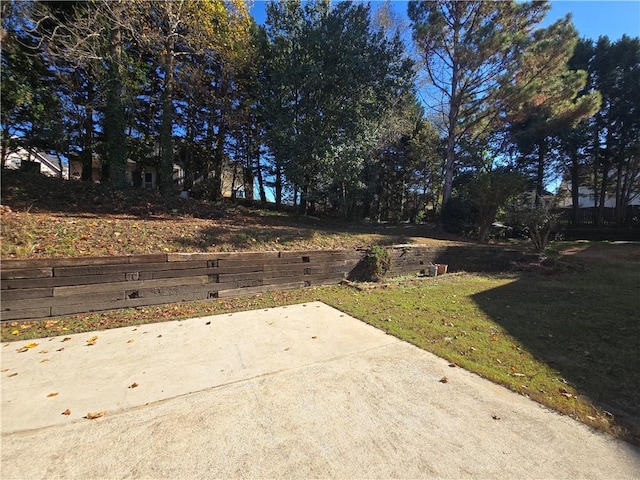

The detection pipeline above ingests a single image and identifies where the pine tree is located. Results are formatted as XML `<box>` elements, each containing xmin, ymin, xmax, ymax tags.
<box><xmin>505</xmin><ymin>16</ymin><xmax>601</xmax><ymax>204</ymax></box>
<box><xmin>408</xmin><ymin>0</ymin><xmax>548</xmax><ymax>205</ymax></box>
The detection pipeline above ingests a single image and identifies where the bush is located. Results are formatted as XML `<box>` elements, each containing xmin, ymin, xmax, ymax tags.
<box><xmin>507</xmin><ymin>202</ymin><xmax>560</xmax><ymax>253</ymax></box>
<box><xmin>348</xmin><ymin>245</ymin><xmax>391</xmax><ymax>282</ymax></box>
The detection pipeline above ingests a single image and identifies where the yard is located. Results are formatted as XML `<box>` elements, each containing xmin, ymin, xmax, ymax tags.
<box><xmin>3</xmin><ymin>242</ymin><xmax>638</xmax><ymax>445</ymax></box>
<box><xmin>2</xmin><ymin>171</ymin><xmax>639</xmax><ymax>444</ymax></box>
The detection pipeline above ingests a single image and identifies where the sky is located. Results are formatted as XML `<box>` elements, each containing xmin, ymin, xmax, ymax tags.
<box><xmin>249</xmin><ymin>1</ymin><xmax>640</xmax><ymax>41</ymax></box>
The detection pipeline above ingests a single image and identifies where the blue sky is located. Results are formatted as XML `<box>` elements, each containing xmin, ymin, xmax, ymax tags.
<box><xmin>250</xmin><ymin>1</ymin><xmax>640</xmax><ymax>41</ymax></box>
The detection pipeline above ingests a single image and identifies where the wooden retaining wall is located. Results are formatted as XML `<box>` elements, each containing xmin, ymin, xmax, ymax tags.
<box><xmin>1</xmin><ymin>245</ymin><xmax>530</xmax><ymax>321</ymax></box>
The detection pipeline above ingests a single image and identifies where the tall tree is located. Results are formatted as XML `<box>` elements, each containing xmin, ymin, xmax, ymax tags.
<box><xmin>134</xmin><ymin>0</ymin><xmax>252</xmax><ymax>195</ymax></box>
<box><xmin>263</xmin><ymin>0</ymin><xmax>414</xmax><ymax>215</ymax></box>
<box><xmin>590</xmin><ymin>36</ymin><xmax>640</xmax><ymax>225</ymax></box>
<box><xmin>408</xmin><ymin>0</ymin><xmax>548</xmax><ymax>205</ymax></box>
<box><xmin>32</xmin><ymin>0</ymin><xmax>137</xmax><ymax>187</ymax></box>
<box><xmin>505</xmin><ymin>17</ymin><xmax>601</xmax><ymax>204</ymax></box>
<box><xmin>1</xmin><ymin>1</ymin><xmax>64</xmax><ymax>167</ymax></box>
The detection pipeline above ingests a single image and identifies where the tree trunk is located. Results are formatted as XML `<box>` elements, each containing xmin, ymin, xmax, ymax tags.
<box><xmin>442</xmin><ymin>12</ymin><xmax>461</xmax><ymax>207</ymax></box>
<box><xmin>535</xmin><ymin>140</ymin><xmax>547</xmax><ymax>205</ymax></box>
<box><xmin>597</xmin><ymin>160</ymin><xmax>610</xmax><ymax>226</ymax></box>
<box><xmin>299</xmin><ymin>184</ymin><xmax>308</xmax><ymax>216</ymax></box>
<box><xmin>82</xmin><ymin>81</ymin><xmax>94</xmax><ymax>182</ymax></box>
<box><xmin>212</xmin><ymin>122</ymin><xmax>226</xmax><ymax>200</ymax></box>
<box><xmin>159</xmin><ymin>34</ymin><xmax>175</xmax><ymax>194</ymax></box>
<box><xmin>614</xmin><ymin>161</ymin><xmax>623</xmax><ymax>225</ymax></box>
<box><xmin>104</xmin><ymin>25</ymin><xmax>127</xmax><ymax>188</ymax></box>
<box><xmin>570</xmin><ymin>147</ymin><xmax>581</xmax><ymax>225</ymax></box>
<box><xmin>275</xmin><ymin>163</ymin><xmax>282</xmax><ymax>207</ymax></box>
<box><xmin>1</xmin><ymin>129</ymin><xmax>9</xmax><ymax>168</ymax></box>
<box><xmin>256</xmin><ymin>156</ymin><xmax>267</xmax><ymax>205</ymax></box>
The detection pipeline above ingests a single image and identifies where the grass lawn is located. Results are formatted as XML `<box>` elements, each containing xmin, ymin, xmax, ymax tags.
<box><xmin>3</xmin><ymin>241</ymin><xmax>639</xmax><ymax>445</ymax></box>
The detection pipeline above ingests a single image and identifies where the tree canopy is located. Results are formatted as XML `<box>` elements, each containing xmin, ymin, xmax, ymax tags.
<box><xmin>2</xmin><ymin>0</ymin><xmax>638</xmax><ymax>233</ymax></box>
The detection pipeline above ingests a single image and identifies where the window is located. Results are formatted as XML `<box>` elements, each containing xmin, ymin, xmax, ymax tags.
<box><xmin>144</xmin><ymin>172</ymin><xmax>154</xmax><ymax>189</ymax></box>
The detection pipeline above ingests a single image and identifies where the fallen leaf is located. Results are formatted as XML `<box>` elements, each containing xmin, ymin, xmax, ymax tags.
<box><xmin>311</xmin><ymin>336</ymin><xmax>317</xmax><ymax>339</ymax></box>
<box><xmin>62</xmin><ymin>409</ymin><xmax>71</xmax><ymax>416</ymax></box>
<box><xmin>16</xmin><ymin>347</ymin><xmax>28</xmax><ymax>353</ymax></box>
<box><xmin>47</xmin><ymin>392</ymin><xmax>59</xmax><ymax>397</ymax></box>
<box><xmin>448</xmin><ymin>363</ymin><xmax>457</xmax><ymax>368</ymax></box>
<box><xmin>61</xmin><ymin>337</ymin><xmax>71</xmax><ymax>342</ymax></box>
<box><xmin>10</xmin><ymin>330</ymin><xmax>19</xmax><ymax>335</ymax></box>
<box><xmin>8</xmin><ymin>372</ymin><xmax>18</xmax><ymax>377</ymax></box>
<box><xmin>85</xmin><ymin>411</ymin><xmax>106</xmax><ymax>420</ymax></box>
<box><xmin>40</xmin><ymin>359</ymin><xmax>49</xmax><ymax>363</ymax></box>
<box><xmin>205</xmin><ymin>321</ymin><xmax>211</xmax><ymax>325</ymax></box>
<box><xmin>511</xmin><ymin>373</ymin><xmax>526</xmax><ymax>377</ymax></box>
<box><xmin>157</xmin><ymin>335</ymin><xmax>162</xmax><ymax>338</ymax></box>
<box><xmin>86</xmin><ymin>336</ymin><xmax>98</xmax><ymax>346</ymax></box>
<box><xmin>127</xmin><ymin>339</ymin><xmax>134</xmax><ymax>344</ymax></box>
<box><xmin>492</xmin><ymin>415</ymin><xmax>501</xmax><ymax>420</ymax></box>
<box><xmin>57</xmin><ymin>347</ymin><xmax>65</xmax><ymax>352</ymax></box>
<box><xmin>439</xmin><ymin>376</ymin><xmax>448</xmax><ymax>383</ymax></box>
<box><xmin>39</xmin><ymin>350</ymin><xmax>48</xmax><ymax>354</ymax></box>
<box><xmin>24</xmin><ymin>343</ymin><xmax>38</xmax><ymax>349</ymax></box>
<box><xmin>128</xmin><ymin>382</ymin><xmax>138</xmax><ymax>389</ymax></box>
<box><xmin>559</xmin><ymin>387</ymin><xmax>573</xmax><ymax>398</ymax></box>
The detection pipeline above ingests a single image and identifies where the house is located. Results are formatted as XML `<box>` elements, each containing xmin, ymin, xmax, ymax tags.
<box><xmin>556</xmin><ymin>181</ymin><xmax>640</xmax><ymax>208</ymax></box>
<box><xmin>69</xmin><ymin>154</ymin><xmax>252</xmax><ymax>198</ymax></box>
<box><xmin>3</xmin><ymin>146</ymin><xmax>68</xmax><ymax>179</ymax></box>
<box><xmin>68</xmin><ymin>155</ymin><xmax>184</xmax><ymax>190</ymax></box>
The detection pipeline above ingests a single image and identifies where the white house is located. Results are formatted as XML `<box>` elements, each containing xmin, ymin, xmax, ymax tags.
<box><xmin>557</xmin><ymin>180</ymin><xmax>640</xmax><ymax>208</ymax></box>
<box><xmin>3</xmin><ymin>146</ymin><xmax>68</xmax><ymax>179</ymax></box>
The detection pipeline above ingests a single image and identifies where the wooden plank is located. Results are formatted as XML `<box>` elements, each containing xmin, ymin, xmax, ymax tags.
<box><xmin>149</xmin><ymin>268</ymin><xmax>217</xmax><ymax>280</ymax></box>
<box><xmin>1</xmin><ymin>287</ymin><xmax>53</xmax><ymax>301</ymax></box>
<box><xmin>217</xmin><ymin>271</ymin><xmax>264</xmax><ymax>283</ymax></box>
<box><xmin>53</xmin><ymin>260</ymin><xmax>207</xmax><ymax>277</ymax></box>
<box><xmin>2</xmin><ymin>290</ymin><xmax>127</xmax><ymax>311</ymax></box>
<box><xmin>277</xmin><ymin>249</ymin><xmax>350</xmax><ymax>258</ymax></box>
<box><xmin>1</xmin><ymin>306</ymin><xmax>52</xmax><ymax>322</ymax></box>
<box><xmin>168</xmin><ymin>251</ymin><xmax>280</xmax><ymax>262</ymax></box>
<box><xmin>216</xmin><ymin>281</ymin><xmax>306</xmax><ymax>299</ymax></box>
<box><xmin>126</xmin><ymin>254</ymin><xmax>168</xmax><ymax>264</ymax></box>
<box><xmin>50</xmin><ymin>290</ymin><xmax>210</xmax><ymax>317</ymax></box>
<box><xmin>262</xmin><ymin>267</ymin><xmax>305</xmax><ymax>279</ymax></box>
<box><xmin>205</xmin><ymin>264</ymin><xmax>264</xmax><ymax>274</ymax></box>
<box><xmin>262</xmin><ymin>271</ymin><xmax>346</xmax><ymax>286</ymax></box>
<box><xmin>2</xmin><ymin>272</ymin><xmax>142</xmax><ymax>290</ymax></box>
<box><xmin>0</xmin><ymin>254</ymin><xmax>167</xmax><ymax>271</ymax></box>
<box><xmin>126</xmin><ymin>279</ymin><xmax>264</xmax><ymax>301</ymax></box>
<box><xmin>125</xmin><ymin>284</ymin><xmax>214</xmax><ymax>300</ymax></box>
<box><xmin>52</xmin><ymin>275</ymin><xmax>211</xmax><ymax>297</ymax></box>
<box><xmin>0</xmin><ymin>256</ymin><xmax>131</xmax><ymax>270</ymax></box>
<box><xmin>1</xmin><ymin>268</ymin><xmax>53</xmax><ymax>280</ymax></box>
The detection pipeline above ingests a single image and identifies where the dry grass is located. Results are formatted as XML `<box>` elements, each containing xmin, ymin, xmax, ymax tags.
<box><xmin>1</xmin><ymin>170</ymin><xmax>465</xmax><ymax>259</ymax></box>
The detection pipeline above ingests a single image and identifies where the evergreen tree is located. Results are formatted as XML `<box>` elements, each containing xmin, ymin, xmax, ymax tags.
<box><xmin>263</xmin><ymin>0</ymin><xmax>414</xmax><ymax>215</ymax></box>
<box><xmin>408</xmin><ymin>0</ymin><xmax>548</xmax><ymax>204</ymax></box>
<box><xmin>505</xmin><ymin>17</ymin><xmax>601</xmax><ymax>204</ymax></box>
